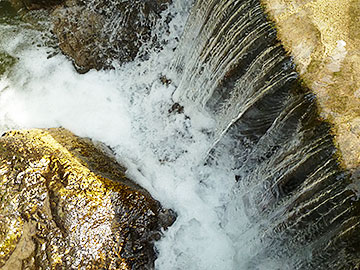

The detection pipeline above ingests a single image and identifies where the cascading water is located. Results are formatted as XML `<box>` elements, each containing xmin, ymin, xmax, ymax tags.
<box><xmin>0</xmin><ymin>1</ymin><xmax>241</xmax><ymax>269</ymax></box>
<box><xmin>172</xmin><ymin>0</ymin><xmax>298</xmax><ymax>147</ymax></box>
<box><xmin>172</xmin><ymin>0</ymin><xmax>360</xmax><ymax>269</ymax></box>
<box><xmin>0</xmin><ymin>0</ymin><xmax>359</xmax><ymax>269</ymax></box>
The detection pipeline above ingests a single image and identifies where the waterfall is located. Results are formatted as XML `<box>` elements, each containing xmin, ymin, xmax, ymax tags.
<box><xmin>172</xmin><ymin>0</ymin><xmax>296</xmax><ymax>146</ymax></box>
<box><xmin>172</xmin><ymin>0</ymin><xmax>360</xmax><ymax>268</ymax></box>
<box><xmin>0</xmin><ymin>0</ymin><xmax>359</xmax><ymax>269</ymax></box>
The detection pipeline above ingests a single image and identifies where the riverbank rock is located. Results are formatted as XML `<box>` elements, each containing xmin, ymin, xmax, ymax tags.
<box><xmin>0</xmin><ymin>128</ymin><xmax>175</xmax><ymax>269</ymax></box>
<box><xmin>261</xmin><ymin>0</ymin><xmax>360</xmax><ymax>176</ymax></box>
<box><xmin>51</xmin><ymin>0</ymin><xmax>172</xmax><ymax>72</ymax></box>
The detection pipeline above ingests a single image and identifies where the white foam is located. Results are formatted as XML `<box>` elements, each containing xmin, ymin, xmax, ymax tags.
<box><xmin>0</xmin><ymin>3</ymin><xmax>259</xmax><ymax>269</ymax></box>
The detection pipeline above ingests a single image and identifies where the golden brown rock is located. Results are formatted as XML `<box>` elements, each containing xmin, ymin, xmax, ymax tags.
<box><xmin>0</xmin><ymin>128</ymin><xmax>175</xmax><ymax>269</ymax></box>
<box><xmin>261</xmin><ymin>0</ymin><xmax>360</xmax><ymax>175</ymax></box>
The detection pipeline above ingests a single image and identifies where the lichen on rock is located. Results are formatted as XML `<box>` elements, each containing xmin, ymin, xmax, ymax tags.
<box><xmin>0</xmin><ymin>128</ymin><xmax>176</xmax><ymax>269</ymax></box>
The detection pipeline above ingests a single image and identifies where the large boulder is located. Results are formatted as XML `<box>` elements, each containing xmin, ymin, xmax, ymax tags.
<box><xmin>0</xmin><ymin>128</ymin><xmax>175</xmax><ymax>269</ymax></box>
<box><xmin>51</xmin><ymin>0</ymin><xmax>172</xmax><ymax>72</ymax></box>
<box><xmin>261</xmin><ymin>0</ymin><xmax>360</xmax><ymax>176</ymax></box>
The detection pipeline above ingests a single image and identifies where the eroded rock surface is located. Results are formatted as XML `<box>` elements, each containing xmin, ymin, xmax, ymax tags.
<box><xmin>261</xmin><ymin>0</ymin><xmax>360</xmax><ymax>175</ymax></box>
<box><xmin>0</xmin><ymin>128</ymin><xmax>175</xmax><ymax>269</ymax></box>
<box><xmin>51</xmin><ymin>0</ymin><xmax>172</xmax><ymax>72</ymax></box>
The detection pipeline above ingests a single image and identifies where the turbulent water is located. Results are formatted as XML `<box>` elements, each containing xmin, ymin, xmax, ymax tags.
<box><xmin>0</xmin><ymin>0</ymin><xmax>359</xmax><ymax>269</ymax></box>
<box><xmin>0</xmin><ymin>1</ymin><xmax>258</xmax><ymax>269</ymax></box>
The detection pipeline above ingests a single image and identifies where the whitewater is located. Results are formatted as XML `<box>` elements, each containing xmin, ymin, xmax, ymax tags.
<box><xmin>0</xmin><ymin>1</ymin><xmax>271</xmax><ymax>269</ymax></box>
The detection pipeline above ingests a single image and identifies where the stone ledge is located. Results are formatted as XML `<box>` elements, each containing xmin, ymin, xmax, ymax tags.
<box><xmin>261</xmin><ymin>0</ymin><xmax>360</xmax><ymax>175</ymax></box>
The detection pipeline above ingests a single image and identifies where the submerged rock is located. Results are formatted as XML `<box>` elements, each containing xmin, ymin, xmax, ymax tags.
<box><xmin>51</xmin><ymin>0</ymin><xmax>172</xmax><ymax>72</ymax></box>
<box><xmin>0</xmin><ymin>128</ymin><xmax>175</xmax><ymax>269</ymax></box>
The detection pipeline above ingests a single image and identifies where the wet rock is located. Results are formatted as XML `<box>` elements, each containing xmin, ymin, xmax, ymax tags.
<box><xmin>9</xmin><ymin>0</ymin><xmax>64</xmax><ymax>10</ymax></box>
<box><xmin>168</xmin><ymin>103</ymin><xmax>184</xmax><ymax>114</ymax></box>
<box><xmin>51</xmin><ymin>0</ymin><xmax>172</xmax><ymax>72</ymax></box>
<box><xmin>0</xmin><ymin>128</ymin><xmax>175</xmax><ymax>269</ymax></box>
<box><xmin>160</xmin><ymin>75</ymin><xmax>172</xmax><ymax>86</ymax></box>
<box><xmin>0</xmin><ymin>52</ymin><xmax>17</xmax><ymax>75</ymax></box>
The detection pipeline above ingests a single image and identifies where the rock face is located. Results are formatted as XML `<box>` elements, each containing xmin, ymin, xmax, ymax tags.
<box><xmin>261</xmin><ymin>0</ymin><xmax>360</xmax><ymax>175</ymax></box>
<box><xmin>51</xmin><ymin>0</ymin><xmax>172</xmax><ymax>72</ymax></box>
<box><xmin>0</xmin><ymin>128</ymin><xmax>175</xmax><ymax>269</ymax></box>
